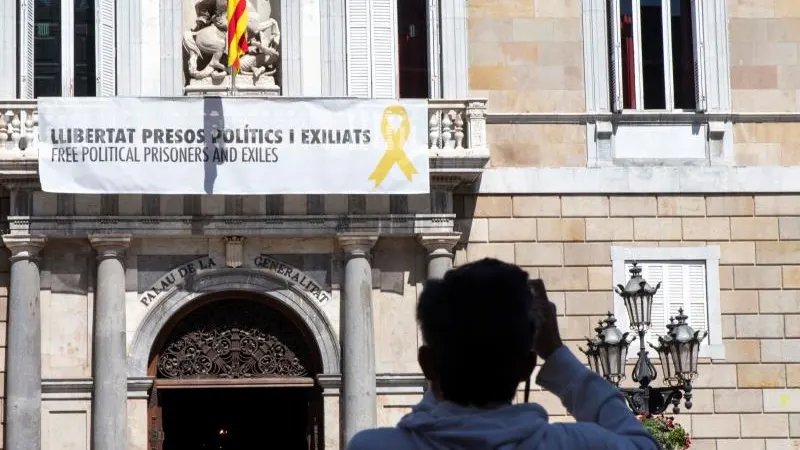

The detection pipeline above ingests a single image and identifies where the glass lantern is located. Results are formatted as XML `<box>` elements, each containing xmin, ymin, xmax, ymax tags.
<box><xmin>614</xmin><ymin>262</ymin><xmax>661</xmax><ymax>332</ymax></box>
<box><xmin>666</xmin><ymin>308</ymin><xmax>708</xmax><ymax>383</ymax></box>
<box><xmin>595</xmin><ymin>314</ymin><xmax>634</xmax><ymax>386</ymax></box>
<box><xmin>580</xmin><ymin>337</ymin><xmax>602</xmax><ymax>375</ymax></box>
<box><xmin>652</xmin><ymin>334</ymin><xmax>679</xmax><ymax>387</ymax></box>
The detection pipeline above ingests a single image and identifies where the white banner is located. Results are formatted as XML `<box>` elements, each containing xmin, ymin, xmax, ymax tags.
<box><xmin>37</xmin><ymin>97</ymin><xmax>430</xmax><ymax>195</ymax></box>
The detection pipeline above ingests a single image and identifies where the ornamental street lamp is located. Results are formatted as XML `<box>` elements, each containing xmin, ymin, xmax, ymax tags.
<box><xmin>580</xmin><ymin>262</ymin><xmax>707</xmax><ymax>416</ymax></box>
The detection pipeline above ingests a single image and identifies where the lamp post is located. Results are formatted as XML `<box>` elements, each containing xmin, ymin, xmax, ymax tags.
<box><xmin>580</xmin><ymin>262</ymin><xmax>707</xmax><ymax>416</ymax></box>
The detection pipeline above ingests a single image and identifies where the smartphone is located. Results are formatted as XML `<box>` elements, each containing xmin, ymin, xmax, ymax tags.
<box><xmin>524</xmin><ymin>279</ymin><xmax>548</xmax><ymax>403</ymax></box>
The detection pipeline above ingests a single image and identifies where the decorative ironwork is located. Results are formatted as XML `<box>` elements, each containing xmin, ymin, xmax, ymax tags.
<box><xmin>156</xmin><ymin>299</ymin><xmax>312</xmax><ymax>379</ymax></box>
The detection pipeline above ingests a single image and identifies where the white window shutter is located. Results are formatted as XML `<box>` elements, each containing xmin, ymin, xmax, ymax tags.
<box><xmin>369</xmin><ymin>0</ymin><xmax>398</xmax><ymax>98</ymax></box>
<box><xmin>19</xmin><ymin>0</ymin><xmax>35</xmax><ymax>98</ymax></box>
<box><xmin>346</xmin><ymin>0</ymin><xmax>372</xmax><ymax>97</ymax></box>
<box><xmin>95</xmin><ymin>0</ymin><xmax>116</xmax><ymax>96</ymax></box>
<box><xmin>608</xmin><ymin>0</ymin><xmax>623</xmax><ymax>112</ymax></box>
<box><xmin>691</xmin><ymin>0</ymin><xmax>707</xmax><ymax>112</ymax></box>
<box><xmin>685</xmin><ymin>263</ymin><xmax>709</xmax><ymax>344</ymax></box>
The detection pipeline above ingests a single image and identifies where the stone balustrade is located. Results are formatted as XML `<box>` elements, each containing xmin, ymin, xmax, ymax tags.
<box><xmin>0</xmin><ymin>101</ymin><xmax>38</xmax><ymax>155</ymax></box>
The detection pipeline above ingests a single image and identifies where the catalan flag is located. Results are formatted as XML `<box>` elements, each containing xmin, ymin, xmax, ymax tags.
<box><xmin>227</xmin><ymin>0</ymin><xmax>248</xmax><ymax>74</ymax></box>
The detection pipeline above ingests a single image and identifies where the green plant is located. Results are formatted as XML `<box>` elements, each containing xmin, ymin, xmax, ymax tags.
<box><xmin>637</xmin><ymin>414</ymin><xmax>691</xmax><ymax>450</ymax></box>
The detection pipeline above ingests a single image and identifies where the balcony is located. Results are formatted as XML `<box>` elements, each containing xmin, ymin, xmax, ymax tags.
<box><xmin>0</xmin><ymin>98</ymin><xmax>489</xmax><ymax>186</ymax></box>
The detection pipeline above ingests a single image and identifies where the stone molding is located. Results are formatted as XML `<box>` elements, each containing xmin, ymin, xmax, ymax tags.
<box><xmin>42</xmin><ymin>377</ymin><xmax>154</xmax><ymax>401</ymax></box>
<box><xmin>42</xmin><ymin>374</ymin><xmax>424</xmax><ymax>399</ymax></box>
<box><xmin>318</xmin><ymin>373</ymin><xmax>426</xmax><ymax>396</ymax></box>
<box><xmin>337</xmin><ymin>234</ymin><xmax>378</xmax><ymax>258</ymax></box>
<box><xmin>88</xmin><ymin>233</ymin><xmax>132</xmax><ymax>260</ymax></box>
<box><xmin>127</xmin><ymin>268</ymin><xmax>341</xmax><ymax>377</ymax></box>
<box><xmin>475</xmin><ymin>166</ymin><xmax>800</xmax><ymax>195</ymax></box>
<box><xmin>9</xmin><ymin>214</ymin><xmax>456</xmax><ymax>238</ymax></box>
<box><xmin>417</xmin><ymin>232</ymin><xmax>462</xmax><ymax>258</ymax></box>
<box><xmin>2</xmin><ymin>234</ymin><xmax>46</xmax><ymax>261</ymax></box>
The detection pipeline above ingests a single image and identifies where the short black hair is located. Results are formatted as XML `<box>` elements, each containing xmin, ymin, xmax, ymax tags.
<box><xmin>417</xmin><ymin>258</ymin><xmax>535</xmax><ymax>407</ymax></box>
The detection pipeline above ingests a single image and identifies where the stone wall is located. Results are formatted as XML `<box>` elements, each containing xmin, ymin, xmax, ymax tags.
<box><xmin>729</xmin><ymin>0</ymin><xmax>800</xmax><ymax>112</ymax></box>
<box><xmin>467</xmin><ymin>0</ymin><xmax>584</xmax><ymax>113</ymax></box>
<box><xmin>453</xmin><ymin>194</ymin><xmax>800</xmax><ymax>448</ymax></box>
<box><xmin>734</xmin><ymin>123</ymin><xmax>800</xmax><ymax>166</ymax></box>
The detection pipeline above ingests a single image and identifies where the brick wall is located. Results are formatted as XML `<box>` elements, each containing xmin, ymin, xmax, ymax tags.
<box><xmin>454</xmin><ymin>194</ymin><xmax>800</xmax><ymax>448</ymax></box>
<box><xmin>729</xmin><ymin>0</ymin><xmax>800</xmax><ymax>112</ymax></box>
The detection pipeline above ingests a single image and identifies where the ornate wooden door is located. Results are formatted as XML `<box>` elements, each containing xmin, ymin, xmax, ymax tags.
<box><xmin>147</xmin><ymin>385</ymin><xmax>164</xmax><ymax>450</ymax></box>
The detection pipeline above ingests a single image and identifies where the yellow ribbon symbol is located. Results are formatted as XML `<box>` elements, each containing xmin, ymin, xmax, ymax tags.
<box><xmin>368</xmin><ymin>105</ymin><xmax>418</xmax><ymax>188</ymax></box>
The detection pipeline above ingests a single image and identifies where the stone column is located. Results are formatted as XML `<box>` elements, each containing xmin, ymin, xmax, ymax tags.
<box><xmin>338</xmin><ymin>235</ymin><xmax>378</xmax><ymax>444</ymax></box>
<box><xmin>3</xmin><ymin>234</ymin><xmax>46</xmax><ymax>450</ymax></box>
<box><xmin>418</xmin><ymin>233</ymin><xmax>461</xmax><ymax>279</ymax></box>
<box><xmin>90</xmin><ymin>234</ymin><xmax>132</xmax><ymax>450</ymax></box>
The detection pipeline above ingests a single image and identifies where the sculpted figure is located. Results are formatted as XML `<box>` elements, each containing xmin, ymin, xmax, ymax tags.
<box><xmin>182</xmin><ymin>0</ymin><xmax>281</xmax><ymax>86</ymax></box>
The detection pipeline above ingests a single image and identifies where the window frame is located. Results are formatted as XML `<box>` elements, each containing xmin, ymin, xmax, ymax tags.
<box><xmin>342</xmin><ymin>0</ymin><xmax>466</xmax><ymax>99</ymax></box>
<box><xmin>582</xmin><ymin>0</ymin><xmax>731</xmax><ymax>166</ymax></box>
<box><xmin>609</xmin><ymin>0</ymin><xmax>705</xmax><ymax>113</ymax></box>
<box><xmin>610</xmin><ymin>246</ymin><xmax>724</xmax><ymax>361</ymax></box>
<box><xmin>18</xmin><ymin>0</ymin><xmax>114</xmax><ymax>98</ymax></box>
<box><xmin>583</xmin><ymin>0</ymin><xmax>730</xmax><ymax>114</ymax></box>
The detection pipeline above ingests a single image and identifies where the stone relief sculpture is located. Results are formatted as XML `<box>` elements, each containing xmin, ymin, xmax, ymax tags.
<box><xmin>182</xmin><ymin>0</ymin><xmax>281</xmax><ymax>95</ymax></box>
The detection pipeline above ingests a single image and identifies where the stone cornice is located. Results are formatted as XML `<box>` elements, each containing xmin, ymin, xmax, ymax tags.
<box><xmin>2</xmin><ymin>234</ymin><xmax>46</xmax><ymax>260</ymax></box>
<box><xmin>7</xmin><ymin>214</ymin><xmax>456</xmax><ymax>238</ymax></box>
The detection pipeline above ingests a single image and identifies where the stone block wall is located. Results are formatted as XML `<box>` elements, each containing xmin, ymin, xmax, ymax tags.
<box><xmin>734</xmin><ymin>123</ymin><xmax>800</xmax><ymax>166</ymax></box>
<box><xmin>729</xmin><ymin>0</ymin><xmax>800</xmax><ymax>112</ymax></box>
<box><xmin>467</xmin><ymin>0</ymin><xmax>584</xmax><ymax>113</ymax></box>
<box><xmin>453</xmin><ymin>193</ymin><xmax>800</xmax><ymax>448</ymax></box>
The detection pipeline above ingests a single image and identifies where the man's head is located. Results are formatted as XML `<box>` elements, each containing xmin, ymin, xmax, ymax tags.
<box><xmin>417</xmin><ymin>258</ymin><xmax>536</xmax><ymax>407</ymax></box>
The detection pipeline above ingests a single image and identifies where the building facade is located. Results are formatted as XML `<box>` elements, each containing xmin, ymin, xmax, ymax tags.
<box><xmin>0</xmin><ymin>0</ymin><xmax>799</xmax><ymax>449</ymax></box>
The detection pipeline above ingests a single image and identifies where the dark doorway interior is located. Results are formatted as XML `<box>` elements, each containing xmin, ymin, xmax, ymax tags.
<box><xmin>398</xmin><ymin>0</ymin><xmax>429</xmax><ymax>98</ymax></box>
<box><xmin>160</xmin><ymin>387</ymin><xmax>311</xmax><ymax>450</ymax></box>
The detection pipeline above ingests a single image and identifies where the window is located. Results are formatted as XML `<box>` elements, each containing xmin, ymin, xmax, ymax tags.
<box><xmin>33</xmin><ymin>0</ymin><xmax>96</xmax><ymax>98</ymax></box>
<box><xmin>345</xmin><ymin>0</ymin><xmax>437</xmax><ymax>99</ymax></box>
<box><xmin>609</xmin><ymin>0</ymin><xmax>705</xmax><ymax>111</ymax></box>
<box><xmin>611</xmin><ymin>246</ymin><xmax>724</xmax><ymax>360</ymax></box>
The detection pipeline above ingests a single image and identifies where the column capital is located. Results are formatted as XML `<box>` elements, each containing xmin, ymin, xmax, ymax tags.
<box><xmin>417</xmin><ymin>232</ymin><xmax>462</xmax><ymax>256</ymax></box>
<box><xmin>337</xmin><ymin>234</ymin><xmax>378</xmax><ymax>257</ymax></box>
<box><xmin>3</xmin><ymin>234</ymin><xmax>46</xmax><ymax>261</ymax></box>
<box><xmin>89</xmin><ymin>234</ymin><xmax>132</xmax><ymax>260</ymax></box>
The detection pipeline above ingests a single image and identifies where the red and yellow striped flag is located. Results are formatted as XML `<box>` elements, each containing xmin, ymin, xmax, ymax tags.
<box><xmin>227</xmin><ymin>0</ymin><xmax>249</xmax><ymax>74</ymax></box>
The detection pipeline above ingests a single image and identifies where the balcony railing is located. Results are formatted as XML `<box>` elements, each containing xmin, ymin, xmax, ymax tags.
<box><xmin>0</xmin><ymin>100</ymin><xmax>38</xmax><ymax>155</ymax></box>
<box><xmin>0</xmin><ymin>99</ymin><xmax>488</xmax><ymax>170</ymax></box>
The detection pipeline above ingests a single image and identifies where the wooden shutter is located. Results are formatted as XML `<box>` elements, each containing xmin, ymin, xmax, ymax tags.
<box><xmin>346</xmin><ymin>0</ymin><xmax>372</xmax><ymax>97</ymax></box>
<box><xmin>19</xmin><ymin>0</ymin><xmax>35</xmax><ymax>98</ymax></box>
<box><xmin>627</xmin><ymin>261</ymin><xmax>709</xmax><ymax>358</ymax></box>
<box><xmin>608</xmin><ymin>0</ymin><xmax>623</xmax><ymax>112</ymax></box>
<box><xmin>685</xmin><ymin>262</ymin><xmax>709</xmax><ymax>344</ymax></box>
<box><xmin>346</xmin><ymin>0</ymin><xmax>398</xmax><ymax>98</ymax></box>
<box><xmin>95</xmin><ymin>0</ymin><xmax>116</xmax><ymax>96</ymax></box>
<box><xmin>691</xmin><ymin>0</ymin><xmax>707</xmax><ymax>112</ymax></box>
<box><xmin>370</xmin><ymin>0</ymin><xmax>398</xmax><ymax>98</ymax></box>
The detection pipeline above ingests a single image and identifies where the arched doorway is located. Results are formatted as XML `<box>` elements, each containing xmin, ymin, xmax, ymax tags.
<box><xmin>147</xmin><ymin>291</ymin><xmax>324</xmax><ymax>450</ymax></box>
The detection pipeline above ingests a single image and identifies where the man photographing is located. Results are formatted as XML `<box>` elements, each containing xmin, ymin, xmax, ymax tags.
<box><xmin>348</xmin><ymin>258</ymin><xmax>659</xmax><ymax>450</ymax></box>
